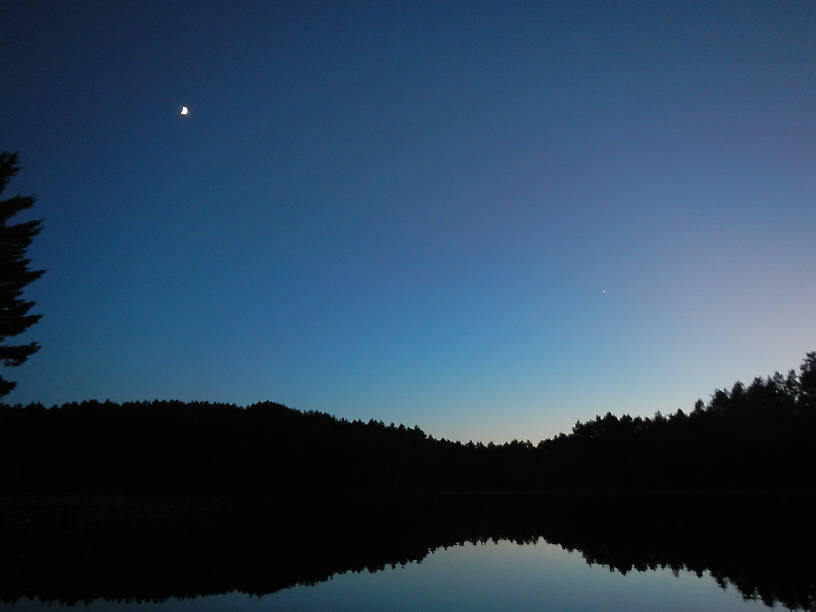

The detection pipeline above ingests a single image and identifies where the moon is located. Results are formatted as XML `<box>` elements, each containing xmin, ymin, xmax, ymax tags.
<box><xmin>180</xmin><ymin>105</ymin><xmax>189</xmax><ymax>116</ymax></box>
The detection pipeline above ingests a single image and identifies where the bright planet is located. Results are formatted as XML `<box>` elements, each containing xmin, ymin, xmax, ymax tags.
<box><xmin>180</xmin><ymin>105</ymin><xmax>189</xmax><ymax>116</ymax></box>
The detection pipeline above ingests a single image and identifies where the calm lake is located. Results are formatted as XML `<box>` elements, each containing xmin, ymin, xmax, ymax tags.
<box><xmin>2</xmin><ymin>538</ymin><xmax>792</xmax><ymax>611</ymax></box>
<box><xmin>2</xmin><ymin>493</ymin><xmax>814</xmax><ymax>610</ymax></box>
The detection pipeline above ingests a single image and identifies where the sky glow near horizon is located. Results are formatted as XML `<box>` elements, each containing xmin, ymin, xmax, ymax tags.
<box><xmin>1</xmin><ymin>2</ymin><xmax>814</xmax><ymax>443</ymax></box>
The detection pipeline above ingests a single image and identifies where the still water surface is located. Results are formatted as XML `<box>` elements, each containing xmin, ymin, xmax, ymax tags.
<box><xmin>6</xmin><ymin>538</ymin><xmax>770</xmax><ymax>611</ymax></box>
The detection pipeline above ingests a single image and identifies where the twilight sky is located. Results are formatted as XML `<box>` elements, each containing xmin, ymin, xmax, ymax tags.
<box><xmin>1</xmin><ymin>1</ymin><xmax>814</xmax><ymax>442</ymax></box>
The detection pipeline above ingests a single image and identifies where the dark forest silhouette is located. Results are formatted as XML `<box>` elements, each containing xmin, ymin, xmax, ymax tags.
<box><xmin>3</xmin><ymin>352</ymin><xmax>816</xmax><ymax>608</ymax></box>
<box><xmin>2</xmin><ymin>350</ymin><xmax>815</xmax><ymax>495</ymax></box>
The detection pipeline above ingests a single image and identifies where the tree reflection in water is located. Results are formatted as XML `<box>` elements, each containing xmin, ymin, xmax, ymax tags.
<box><xmin>1</xmin><ymin>492</ymin><xmax>814</xmax><ymax>610</ymax></box>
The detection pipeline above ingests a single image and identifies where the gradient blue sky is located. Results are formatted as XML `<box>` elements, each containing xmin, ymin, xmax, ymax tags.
<box><xmin>2</xmin><ymin>1</ymin><xmax>814</xmax><ymax>442</ymax></box>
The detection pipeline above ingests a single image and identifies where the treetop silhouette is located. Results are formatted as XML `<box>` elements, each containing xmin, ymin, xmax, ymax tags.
<box><xmin>0</xmin><ymin>152</ymin><xmax>44</xmax><ymax>397</ymax></box>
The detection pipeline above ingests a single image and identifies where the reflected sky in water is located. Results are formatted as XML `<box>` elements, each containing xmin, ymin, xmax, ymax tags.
<box><xmin>6</xmin><ymin>539</ymin><xmax>770</xmax><ymax>611</ymax></box>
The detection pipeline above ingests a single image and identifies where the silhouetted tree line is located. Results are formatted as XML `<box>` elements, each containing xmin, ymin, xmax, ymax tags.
<box><xmin>1</xmin><ymin>350</ymin><xmax>815</xmax><ymax>496</ymax></box>
<box><xmin>0</xmin><ymin>399</ymin><xmax>529</xmax><ymax>495</ymax></box>
<box><xmin>1</xmin><ymin>493</ymin><xmax>814</xmax><ymax>609</ymax></box>
<box><xmin>537</xmin><ymin>350</ymin><xmax>816</xmax><ymax>491</ymax></box>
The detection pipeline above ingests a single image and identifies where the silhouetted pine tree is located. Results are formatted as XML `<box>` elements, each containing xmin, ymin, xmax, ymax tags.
<box><xmin>0</xmin><ymin>152</ymin><xmax>44</xmax><ymax>397</ymax></box>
